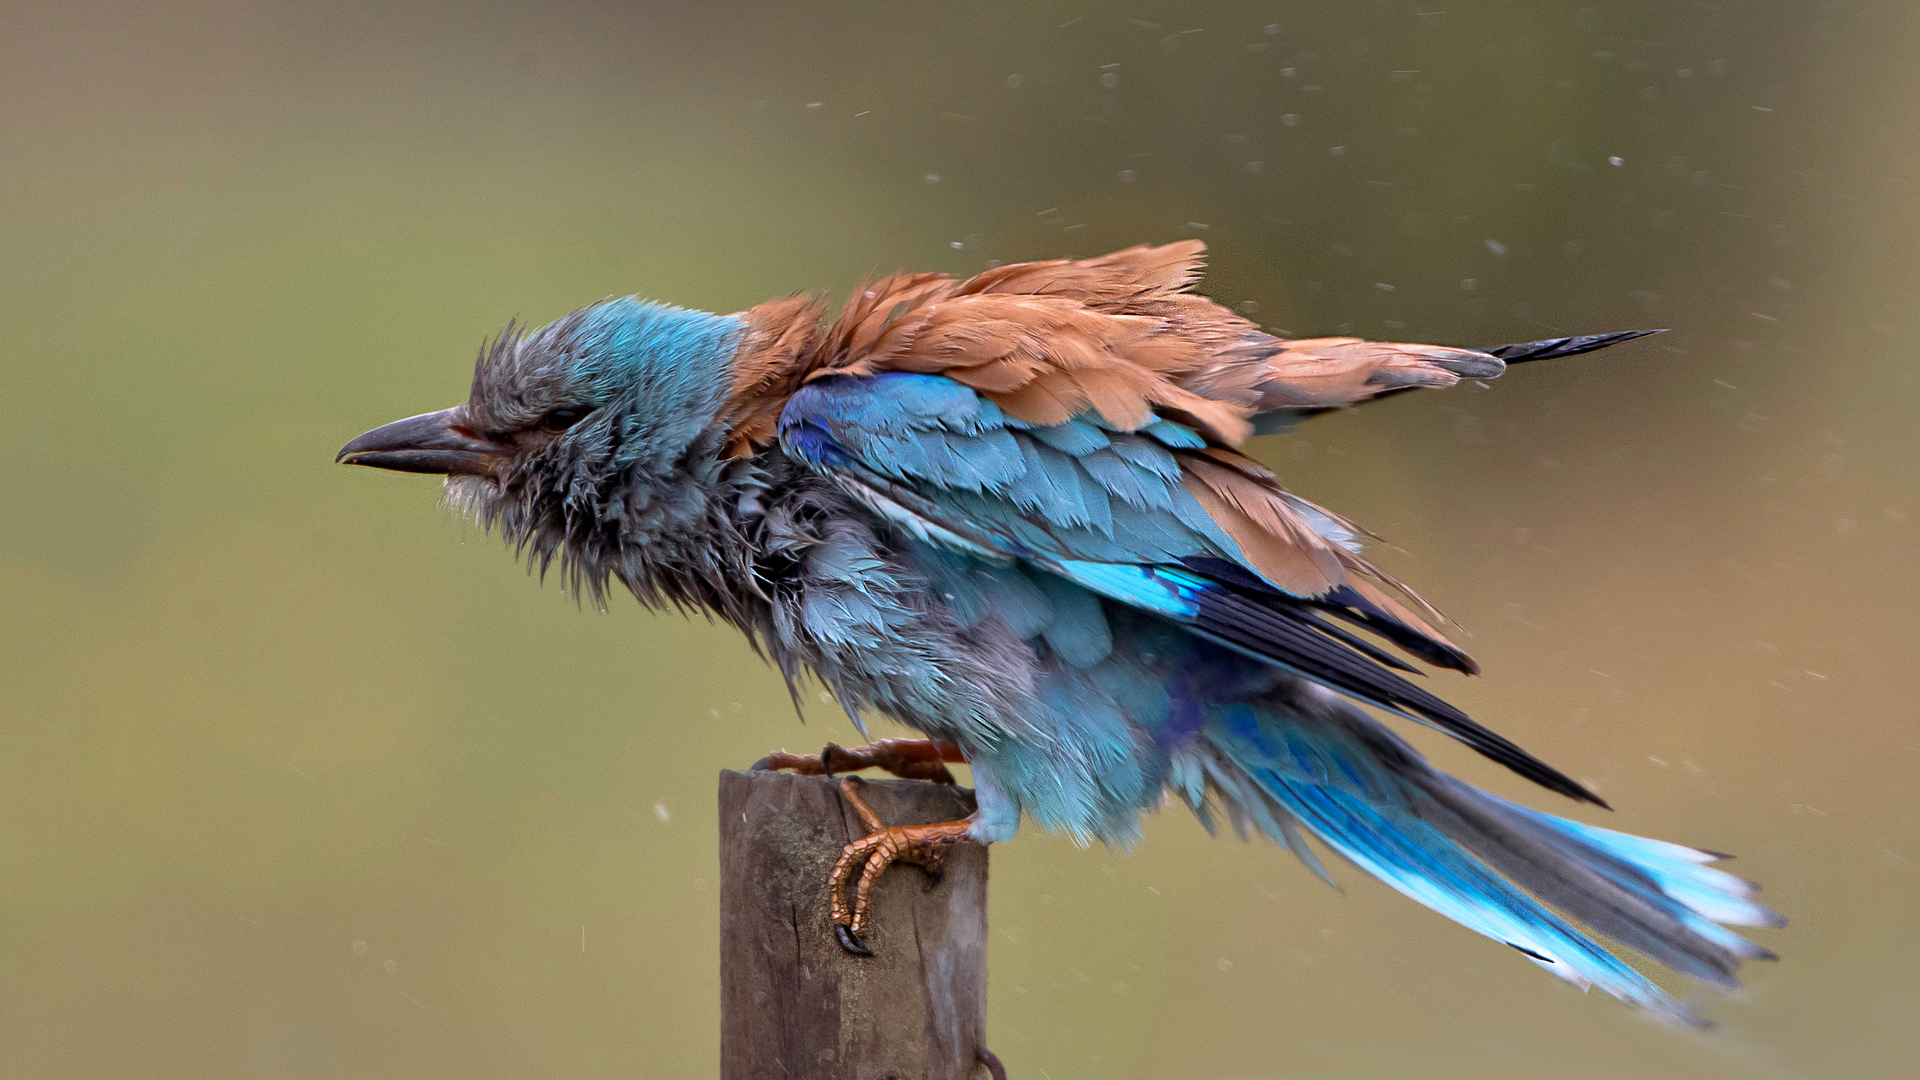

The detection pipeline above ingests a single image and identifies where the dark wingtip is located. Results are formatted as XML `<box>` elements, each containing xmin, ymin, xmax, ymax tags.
<box><xmin>1482</xmin><ymin>329</ymin><xmax>1667</xmax><ymax>365</ymax></box>
<box><xmin>1539</xmin><ymin>770</ymin><xmax>1610</xmax><ymax>809</ymax></box>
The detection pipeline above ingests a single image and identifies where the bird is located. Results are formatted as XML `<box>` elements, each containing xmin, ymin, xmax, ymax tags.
<box><xmin>338</xmin><ymin>241</ymin><xmax>1781</xmax><ymax>1025</ymax></box>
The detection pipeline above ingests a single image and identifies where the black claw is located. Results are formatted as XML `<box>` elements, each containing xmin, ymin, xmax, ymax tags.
<box><xmin>834</xmin><ymin>923</ymin><xmax>874</xmax><ymax>957</ymax></box>
<box><xmin>977</xmin><ymin>1046</ymin><xmax>1008</xmax><ymax>1080</ymax></box>
<box><xmin>819</xmin><ymin>743</ymin><xmax>844</xmax><ymax>776</ymax></box>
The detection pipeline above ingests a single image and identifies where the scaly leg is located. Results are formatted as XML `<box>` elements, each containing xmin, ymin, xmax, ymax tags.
<box><xmin>752</xmin><ymin>737</ymin><xmax>965</xmax><ymax>785</ymax></box>
<box><xmin>828</xmin><ymin>776</ymin><xmax>974</xmax><ymax>956</ymax></box>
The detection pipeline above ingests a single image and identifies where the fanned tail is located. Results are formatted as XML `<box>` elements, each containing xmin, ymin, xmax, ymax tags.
<box><xmin>1172</xmin><ymin>700</ymin><xmax>1781</xmax><ymax>1026</ymax></box>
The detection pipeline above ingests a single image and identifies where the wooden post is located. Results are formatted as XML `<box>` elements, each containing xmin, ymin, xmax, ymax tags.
<box><xmin>719</xmin><ymin>769</ymin><xmax>992</xmax><ymax>1080</ymax></box>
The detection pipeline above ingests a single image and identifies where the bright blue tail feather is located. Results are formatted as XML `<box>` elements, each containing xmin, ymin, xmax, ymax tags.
<box><xmin>1179</xmin><ymin>698</ymin><xmax>1780</xmax><ymax>1026</ymax></box>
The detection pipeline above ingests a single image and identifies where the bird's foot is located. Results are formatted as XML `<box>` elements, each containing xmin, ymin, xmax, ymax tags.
<box><xmin>828</xmin><ymin>776</ymin><xmax>974</xmax><ymax>956</ymax></box>
<box><xmin>752</xmin><ymin>737</ymin><xmax>963</xmax><ymax>785</ymax></box>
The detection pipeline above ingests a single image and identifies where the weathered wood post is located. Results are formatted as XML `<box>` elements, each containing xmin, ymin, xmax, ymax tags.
<box><xmin>719</xmin><ymin>769</ymin><xmax>993</xmax><ymax>1080</ymax></box>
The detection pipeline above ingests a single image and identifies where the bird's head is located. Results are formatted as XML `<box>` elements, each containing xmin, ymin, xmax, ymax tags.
<box><xmin>338</xmin><ymin>299</ymin><xmax>748</xmax><ymax>589</ymax></box>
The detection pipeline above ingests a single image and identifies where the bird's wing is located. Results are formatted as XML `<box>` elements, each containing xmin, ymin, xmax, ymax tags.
<box><xmin>719</xmin><ymin>241</ymin><xmax>1517</xmax><ymax>454</ymax></box>
<box><xmin>777</xmin><ymin>371</ymin><xmax>1602</xmax><ymax>806</ymax></box>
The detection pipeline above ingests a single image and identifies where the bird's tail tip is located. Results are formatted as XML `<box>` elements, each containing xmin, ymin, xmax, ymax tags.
<box><xmin>1498</xmin><ymin>796</ymin><xmax>1788</xmax><ymax>934</ymax></box>
<box><xmin>1195</xmin><ymin>731</ymin><xmax>1783</xmax><ymax>1025</ymax></box>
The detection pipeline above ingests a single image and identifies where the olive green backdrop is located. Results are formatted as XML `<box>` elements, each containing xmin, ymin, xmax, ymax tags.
<box><xmin>3</xmin><ymin>2</ymin><xmax>1915</xmax><ymax>1077</ymax></box>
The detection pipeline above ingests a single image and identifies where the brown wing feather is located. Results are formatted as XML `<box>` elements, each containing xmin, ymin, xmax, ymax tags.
<box><xmin>1182</xmin><ymin>455</ymin><xmax>1347</xmax><ymax>596</ymax></box>
<box><xmin>951</xmin><ymin>241</ymin><xmax>1506</xmax><ymax>413</ymax></box>
<box><xmin>724</xmin><ymin>242</ymin><xmax>1508</xmax><ymax>447</ymax></box>
<box><xmin>951</xmin><ymin>240</ymin><xmax>1208</xmax><ymax>302</ymax></box>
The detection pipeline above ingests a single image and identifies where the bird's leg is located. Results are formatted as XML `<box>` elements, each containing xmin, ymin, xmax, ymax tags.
<box><xmin>828</xmin><ymin>776</ymin><xmax>974</xmax><ymax>956</ymax></box>
<box><xmin>753</xmin><ymin>743</ymin><xmax>977</xmax><ymax>955</ymax></box>
<box><xmin>752</xmin><ymin>737</ymin><xmax>964</xmax><ymax>784</ymax></box>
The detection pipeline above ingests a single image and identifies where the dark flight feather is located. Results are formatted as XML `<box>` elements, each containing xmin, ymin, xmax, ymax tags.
<box><xmin>1484</xmin><ymin>329</ymin><xmax>1668</xmax><ymax>364</ymax></box>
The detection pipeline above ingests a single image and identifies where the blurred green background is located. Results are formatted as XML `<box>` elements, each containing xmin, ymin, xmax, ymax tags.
<box><xmin>3</xmin><ymin>1</ymin><xmax>1916</xmax><ymax>1077</ymax></box>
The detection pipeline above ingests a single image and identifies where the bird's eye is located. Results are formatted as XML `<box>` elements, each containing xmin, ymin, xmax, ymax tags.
<box><xmin>538</xmin><ymin>406</ymin><xmax>591</xmax><ymax>432</ymax></box>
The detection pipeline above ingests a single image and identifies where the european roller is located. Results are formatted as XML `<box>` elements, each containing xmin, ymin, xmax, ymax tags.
<box><xmin>339</xmin><ymin>242</ymin><xmax>1781</xmax><ymax>1024</ymax></box>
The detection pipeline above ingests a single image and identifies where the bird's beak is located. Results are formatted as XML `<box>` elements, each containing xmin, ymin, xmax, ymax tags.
<box><xmin>336</xmin><ymin>408</ymin><xmax>505</xmax><ymax>475</ymax></box>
